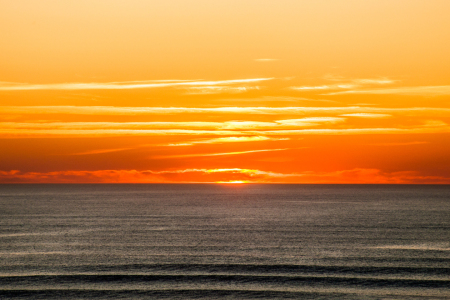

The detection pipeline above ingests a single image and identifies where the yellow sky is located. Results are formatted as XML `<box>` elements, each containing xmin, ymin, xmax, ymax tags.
<box><xmin>1</xmin><ymin>0</ymin><xmax>450</xmax><ymax>183</ymax></box>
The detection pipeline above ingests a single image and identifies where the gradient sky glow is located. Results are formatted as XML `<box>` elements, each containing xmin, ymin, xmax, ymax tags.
<box><xmin>1</xmin><ymin>0</ymin><xmax>450</xmax><ymax>183</ymax></box>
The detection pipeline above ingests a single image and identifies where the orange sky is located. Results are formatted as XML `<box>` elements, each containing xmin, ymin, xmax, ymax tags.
<box><xmin>1</xmin><ymin>0</ymin><xmax>450</xmax><ymax>183</ymax></box>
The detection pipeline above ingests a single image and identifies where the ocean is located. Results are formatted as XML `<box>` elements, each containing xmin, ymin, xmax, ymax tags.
<box><xmin>0</xmin><ymin>184</ymin><xmax>449</xmax><ymax>299</ymax></box>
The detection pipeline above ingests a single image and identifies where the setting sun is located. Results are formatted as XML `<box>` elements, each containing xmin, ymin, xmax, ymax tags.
<box><xmin>216</xmin><ymin>181</ymin><xmax>249</xmax><ymax>184</ymax></box>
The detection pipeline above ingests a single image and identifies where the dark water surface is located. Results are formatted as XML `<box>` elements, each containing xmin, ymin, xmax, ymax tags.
<box><xmin>1</xmin><ymin>184</ymin><xmax>449</xmax><ymax>299</ymax></box>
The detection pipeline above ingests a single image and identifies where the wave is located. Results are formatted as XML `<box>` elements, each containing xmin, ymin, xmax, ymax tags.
<box><xmin>1</xmin><ymin>288</ymin><xmax>449</xmax><ymax>300</ymax></box>
<box><xmin>6</xmin><ymin>263</ymin><xmax>447</xmax><ymax>276</ymax></box>
<box><xmin>2</xmin><ymin>263</ymin><xmax>450</xmax><ymax>279</ymax></box>
<box><xmin>371</xmin><ymin>243</ymin><xmax>450</xmax><ymax>251</ymax></box>
<box><xmin>1</xmin><ymin>274</ymin><xmax>449</xmax><ymax>289</ymax></box>
<box><xmin>0</xmin><ymin>289</ymin><xmax>403</xmax><ymax>300</ymax></box>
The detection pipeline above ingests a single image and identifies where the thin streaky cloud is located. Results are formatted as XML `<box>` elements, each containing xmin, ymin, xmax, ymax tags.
<box><xmin>0</xmin><ymin>128</ymin><xmax>248</xmax><ymax>137</ymax></box>
<box><xmin>140</xmin><ymin>168</ymin><xmax>297</xmax><ymax>178</ymax></box>
<box><xmin>155</xmin><ymin>168</ymin><xmax>298</xmax><ymax>178</ymax></box>
<box><xmin>323</xmin><ymin>74</ymin><xmax>396</xmax><ymax>85</ymax></box>
<box><xmin>340</xmin><ymin>113</ymin><xmax>391</xmax><ymax>118</ymax></box>
<box><xmin>2</xmin><ymin>126</ymin><xmax>450</xmax><ymax>138</ymax></box>
<box><xmin>219</xmin><ymin>120</ymin><xmax>310</xmax><ymax>130</ymax></box>
<box><xmin>422</xmin><ymin>120</ymin><xmax>447</xmax><ymax>127</ymax></box>
<box><xmin>166</xmin><ymin>136</ymin><xmax>276</xmax><ymax>146</ymax></box>
<box><xmin>327</xmin><ymin>85</ymin><xmax>450</xmax><ymax>96</ymax></box>
<box><xmin>0</xmin><ymin>119</ymin><xmax>344</xmax><ymax>131</ymax></box>
<box><xmin>71</xmin><ymin>147</ymin><xmax>134</xmax><ymax>155</ymax></box>
<box><xmin>71</xmin><ymin>137</ymin><xmax>277</xmax><ymax>154</ymax></box>
<box><xmin>184</xmin><ymin>86</ymin><xmax>260</xmax><ymax>95</ymax></box>
<box><xmin>202</xmin><ymin>168</ymin><xmax>296</xmax><ymax>178</ymax></box>
<box><xmin>292</xmin><ymin>77</ymin><xmax>396</xmax><ymax>92</ymax></box>
<box><xmin>155</xmin><ymin>148</ymin><xmax>289</xmax><ymax>159</ymax></box>
<box><xmin>276</xmin><ymin>117</ymin><xmax>345</xmax><ymax>125</ymax></box>
<box><xmin>291</xmin><ymin>84</ymin><xmax>357</xmax><ymax>91</ymax></box>
<box><xmin>254</xmin><ymin>58</ymin><xmax>279</xmax><ymax>62</ymax></box>
<box><xmin>0</xmin><ymin>78</ymin><xmax>273</xmax><ymax>91</ymax></box>
<box><xmin>108</xmin><ymin>79</ymin><xmax>199</xmax><ymax>83</ymax></box>
<box><xmin>369</xmin><ymin>141</ymin><xmax>429</xmax><ymax>146</ymax></box>
<box><xmin>0</xmin><ymin>121</ymin><xmax>223</xmax><ymax>130</ymax></box>
<box><xmin>351</xmin><ymin>78</ymin><xmax>396</xmax><ymax>85</ymax></box>
<box><xmin>214</xmin><ymin>96</ymin><xmax>338</xmax><ymax>104</ymax></box>
<box><xmin>255</xmin><ymin>127</ymin><xmax>450</xmax><ymax>135</ymax></box>
<box><xmin>2</xmin><ymin>106</ymin><xmax>450</xmax><ymax>116</ymax></box>
<box><xmin>259</xmin><ymin>96</ymin><xmax>338</xmax><ymax>103</ymax></box>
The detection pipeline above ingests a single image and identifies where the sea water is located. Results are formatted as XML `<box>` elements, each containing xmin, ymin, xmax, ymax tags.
<box><xmin>1</xmin><ymin>184</ymin><xmax>449</xmax><ymax>299</ymax></box>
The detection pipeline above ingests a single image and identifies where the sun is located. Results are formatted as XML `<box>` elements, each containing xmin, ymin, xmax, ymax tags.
<box><xmin>216</xmin><ymin>180</ymin><xmax>250</xmax><ymax>184</ymax></box>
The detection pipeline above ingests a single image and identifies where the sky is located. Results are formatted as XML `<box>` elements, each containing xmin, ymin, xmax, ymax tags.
<box><xmin>1</xmin><ymin>0</ymin><xmax>450</xmax><ymax>183</ymax></box>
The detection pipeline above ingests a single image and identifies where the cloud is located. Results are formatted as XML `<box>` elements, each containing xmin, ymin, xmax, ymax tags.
<box><xmin>422</xmin><ymin>120</ymin><xmax>447</xmax><ymax>127</ymax></box>
<box><xmin>255</xmin><ymin>126</ymin><xmax>450</xmax><ymax>135</ymax></box>
<box><xmin>340</xmin><ymin>113</ymin><xmax>391</xmax><ymax>118</ymax></box>
<box><xmin>291</xmin><ymin>84</ymin><xmax>357</xmax><ymax>91</ymax></box>
<box><xmin>244</xmin><ymin>96</ymin><xmax>339</xmax><ymax>103</ymax></box>
<box><xmin>0</xmin><ymin>121</ymin><xmax>222</xmax><ymax>130</ymax></box>
<box><xmin>327</xmin><ymin>85</ymin><xmax>450</xmax><ymax>96</ymax></box>
<box><xmin>257</xmin><ymin>96</ymin><xmax>338</xmax><ymax>103</ymax></box>
<box><xmin>0</xmin><ymin>128</ymin><xmax>448</xmax><ymax>138</ymax></box>
<box><xmin>295</xmin><ymin>168</ymin><xmax>450</xmax><ymax>184</ymax></box>
<box><xmin>166</xmin><ymin>136</ymin><xmax>278</xmax><ymax>146</ymax></box>
<box><xmin>202</xmin><ymin>168</ymin><xmax>293</xmax><ymax>178</ymax></box>
<box><xmin>184</xmin><ymin>86</ymin><xmax>260</xmax><ymax>95</ymax></box>
<box><xmin>2</xmin><ymin>106</ymin><xmax>450</xmax><ymax>116</ymax></box>
<box><xmin>369</xmin><ymin>141</ymin><xmax>428</xmax><ymax>146</ymax></box>
<box><xmin>0</xmin><ymin>119</ymin><xmax>335</xmax><ymax>131</ymax></box>
<box><xmin>2</xmin><ymin>168</ymin><xmax>449</xmax><ymax>184</ymax></box>
<box><xmin>0</xmin><ymin>128</ymin><xmax>244</xmax><ymax>137</ymax></box>
<box><xmin>2</xmin><ymin>106</ymin><xmax>450</xmax><ymax>138</ymax></box>
<box><xmin>254</xmin><ymin>58</ymin><xmax>279</xmax><ymax>62</ymax></box>
<box><xmin>1</xmin><ymin>122</ymin><xmax>450</xmax><ymax>137</ymax></box>
<box><xmin>215</xmin><ymin>96</ymin><xmax>312</xmax><ymax>103</ymax></box>
<box><xmin>0</xmin><ymin>118</ymin><xmax>346</xmax><ymax>132</ymax></box>
<box><xmin>71</xmin><ymin>147</ymin><xmax>134</xmax><ymax>155</ymax></box>
<box><xmin>69</xmin><ymin>136</ymin><xmax>285</xmax><ymax>155</ymax></box>
<box><xmin>323</xmin><ymin>74</ymin><xmax>396</xmax><ymax>85</ymax></box>
<box><xmin>156</xmin><ymin>148</ymin><xmax>289</xmax><ymax>159</ymax></box>
<box><xmin>291</xmin><ymin>77</ymin><xmax>396</xmax><ymax>92</ymax></box>
<box><xmin>0</xmin><ymin>78</ymin><xmax>273</xmax><ymax>91</ymax></box>
<box><xmin>350</xmin><ymin>78</ymin><xmax>396</xmax><ymax>85</ymax></box>
<box><xmin>0</xmin><ymin>168</ymin><xmax>297</xmax><ymax>183</ymax></box>
<box><xmin>324</xmin><ymin>74</ymin><xmax>395</xmax><ymax>84</ymax></box>
<box><xmin>275</xmin><ymin>117</ymin><xmax>345</xmax><ymax>126</ymax></box>
<box><xmin>218</xmin><ymin>121</ymin><xmax>283</xmax><ymax>130</ymax></box>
